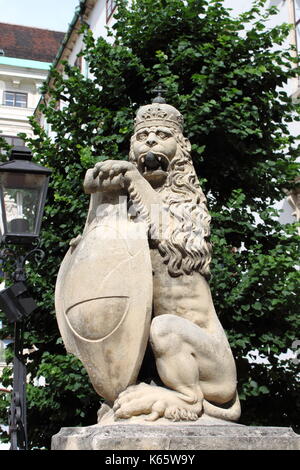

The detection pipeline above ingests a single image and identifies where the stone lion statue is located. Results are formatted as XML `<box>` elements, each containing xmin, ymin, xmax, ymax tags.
<box><xmin>55</xmin><ymin>96</ymin><xmax>241</xmax><ymax>425</ymax></box>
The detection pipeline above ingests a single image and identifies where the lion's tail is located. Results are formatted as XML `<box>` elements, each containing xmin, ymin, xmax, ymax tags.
<box><xmin>203</xmin><ymin>392</ymin><xmax>241</xmax><ymax>422</ymax></box>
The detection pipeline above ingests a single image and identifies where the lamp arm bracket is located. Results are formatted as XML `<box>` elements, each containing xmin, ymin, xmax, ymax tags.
<box><xmin>13</xmin><ymin>248</ymin><xmax>45</xmax><ymax>282</ymax></box>
<box><xmin>0</xmin><ymin>246</ymin><xmax>45</xmax><ymax>283</ymax></box>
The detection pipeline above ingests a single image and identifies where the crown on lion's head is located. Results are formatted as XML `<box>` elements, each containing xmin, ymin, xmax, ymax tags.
<box><xmin>134</xmin><ymin>102</ymin><xmax>184</xmax><ymax>133</ymax></box>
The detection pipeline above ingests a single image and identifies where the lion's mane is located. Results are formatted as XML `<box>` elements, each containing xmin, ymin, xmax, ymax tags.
<box><xmin>129</xmin><ymin>131</ymin><xmax>212</xmax><ymax>279</ymax></box>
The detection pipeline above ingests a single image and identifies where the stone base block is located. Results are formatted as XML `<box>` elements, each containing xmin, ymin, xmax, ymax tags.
<box><xmin>51</xmin><ymin>424</ymin><xmax>300</xmax><ymax>450</ymax></box>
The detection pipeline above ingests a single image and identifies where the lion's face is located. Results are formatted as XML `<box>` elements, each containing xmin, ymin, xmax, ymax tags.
<box><xmin>131</xmin><ymin>126</ymin><xmax>178</xmax><ymax>187</ymax></box>
<box><xmin>129</xmin><ymin>123</ymin><xmax>211</xmax><ymax>278</ymax></box>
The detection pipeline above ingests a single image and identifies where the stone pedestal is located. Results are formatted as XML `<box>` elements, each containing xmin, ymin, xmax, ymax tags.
<box><xmin>51</xmin><ymin>424</ymin><xmax>300</xmax><ymax>450</ymax></box>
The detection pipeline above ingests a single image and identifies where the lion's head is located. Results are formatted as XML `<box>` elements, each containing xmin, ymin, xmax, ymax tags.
<box><xmin>128</xmin><ymin>102</ymin><xmax>212</xmax><ymax>279</ymax></box>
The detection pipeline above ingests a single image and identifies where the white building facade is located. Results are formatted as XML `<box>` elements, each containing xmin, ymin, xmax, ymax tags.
<box><xmin>0</xmin><ymin>24</ymin><xmax>64</xmax><ymax>151</ymax></box>
<box><xmin>0</xmin><ymin>56</ymin><xmax>50</xmax><ymax>146</ymax></box>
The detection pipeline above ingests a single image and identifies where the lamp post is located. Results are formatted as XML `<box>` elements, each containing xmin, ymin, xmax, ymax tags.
<box><xmin>0</xmin><ymin>146</ymin><xmax>51</xmax><ymax>450</ymax></box>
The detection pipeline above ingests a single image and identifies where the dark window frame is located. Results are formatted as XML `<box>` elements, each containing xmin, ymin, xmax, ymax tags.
<box><xmin>3</xmin><ymin>91</ymin><xmax>28</xmax><ymax>108</ymax></box>
<box><xmin>293</xmin><ymin>0</ymin><xmax>300</xmax><ymax>53</ymax></box>
<box><xmin>106</xmin><ymin>0</ymin><xmax>116</xmax><ymax>23</ymax></box>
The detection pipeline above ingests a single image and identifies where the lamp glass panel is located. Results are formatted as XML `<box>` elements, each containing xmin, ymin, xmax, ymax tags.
<box><xmin>0</xmin><ymin>172</ymin><xmax>46</xmax><ymax>235</ymax></box>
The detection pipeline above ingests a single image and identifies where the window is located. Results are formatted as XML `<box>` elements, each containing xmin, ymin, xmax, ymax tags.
<box><xmin>106</xmin><ymin>0</ymin><xmax>116</xmax><ymax>22</ymax></box>
<box><xmin>0</xmin><ymin>135</ymin><xmax>25</xmax><ymax>155</ymax></box>
<box><xmin>75</xmin><ymin>53</ymin><xmax>82</xmax><ymax>71</ymax></box>
<box><xmin>3</xmin><ymin>91</ymin><xmax>27</xmax><ymax>108</ymax></box>
<box><xmin>1</xmin><ymin>135</ymin><xmax>24</xmax><ymax>147</ymax></box>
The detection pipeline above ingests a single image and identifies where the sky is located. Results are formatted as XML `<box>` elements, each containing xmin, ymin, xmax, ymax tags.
<box><xmin>0</xmin><ymin>0</ymin><xmax>80</xmax><ymax>32</ymax></box>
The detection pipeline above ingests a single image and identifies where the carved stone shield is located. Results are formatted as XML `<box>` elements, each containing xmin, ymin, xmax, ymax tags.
<box><xmin>55</xmin><ymin>216</ymin><xmax>153</xmax><ymax>402</ymax></box>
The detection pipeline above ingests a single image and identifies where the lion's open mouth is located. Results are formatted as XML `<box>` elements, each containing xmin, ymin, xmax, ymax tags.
<box><xmin>137</xmin><ymin>152</ymin><xmax>169</xmax><ymax>175</ymax></box>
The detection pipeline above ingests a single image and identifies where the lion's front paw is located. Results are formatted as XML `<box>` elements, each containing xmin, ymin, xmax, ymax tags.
<box><xmin>93</xmin><ymin>160</ymin><xmax>136</xmax><ymax>179</ymax></box>
<box><xmin>83</xmin><ymin>161</ymin><xmax>133</xmax><ymax>193</ymax></box>
<box><xmin>89</xmin><ymin>160</ymin><xmax>136</xmax><ymax>192</ymax></box>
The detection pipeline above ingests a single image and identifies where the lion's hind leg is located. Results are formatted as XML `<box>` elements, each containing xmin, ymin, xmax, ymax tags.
<box><xmin>113</xmin><ymin>313</ymin><xmax>238</xmax><ymax>423</ymax></box>
<box><xmin>150</xmin><ymin>314</ymin><xmax>238</xmax><ymax>407</ymax></box>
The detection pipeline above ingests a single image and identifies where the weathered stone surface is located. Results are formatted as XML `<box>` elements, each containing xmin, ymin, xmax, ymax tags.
<box><xmin>51</xmin><ymin>424</ymin><xmax>300</xmax><ymax>450</ymax></box>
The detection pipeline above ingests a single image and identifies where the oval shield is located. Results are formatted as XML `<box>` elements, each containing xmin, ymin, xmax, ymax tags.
<box><xmin>55</xmin><ymin>216</ymin><xmax>153</xmax><ymax>402</ymax></box>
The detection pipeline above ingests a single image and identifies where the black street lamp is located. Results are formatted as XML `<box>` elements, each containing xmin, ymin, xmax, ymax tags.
<box><xmin>0</xmin><ymin>146</ymin><xmax>51</xmax><ymax>246</ymax></box>
<box><xmin>0</xmin><ymin>146</ymin><xmax>51</xmax><ymax>450</ymax></box>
